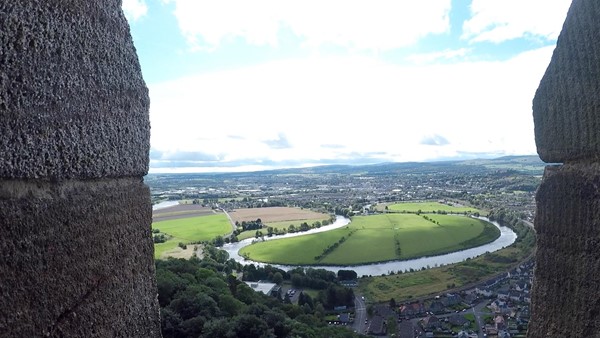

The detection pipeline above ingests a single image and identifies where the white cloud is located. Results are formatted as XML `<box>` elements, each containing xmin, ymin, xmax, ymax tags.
<box><xmin>122</xmin><ymin>0</ymin><xmax>148</xmax><ymax>22</ymax></box>
<box><xmin>462</xmin><ymin>0</ymin><xmax>572</xmax><ymax>43</ymax></box>
<box><xmin>406</xmin><ymin>48</ymin><xmax>470</xmax><ymax>65</ymax></box>
<box><xmin>147</xmin><ymin>46</ymin><xmax>555</xmax><ymax>171</ymax></box>
<box><xmin>165</xmin><ymin>0</ymin><xmax>451</xmax><ymax>51</ymax></box>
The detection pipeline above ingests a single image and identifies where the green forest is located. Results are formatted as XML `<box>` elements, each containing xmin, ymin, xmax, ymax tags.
<box><xmin>156</xmin><ymin>245</ymin><xmax>361</xmax><ymax>338</ymax></box>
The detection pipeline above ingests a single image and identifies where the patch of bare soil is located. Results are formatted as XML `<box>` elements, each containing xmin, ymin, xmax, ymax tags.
<box><xmin>229</xmin><ymin>207</ymin><xmax>329</xmax><ymax>223</ymax></box>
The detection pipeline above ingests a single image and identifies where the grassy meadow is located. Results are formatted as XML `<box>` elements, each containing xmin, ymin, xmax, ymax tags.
<box><xmin>239</xmin><ymin>212</ymin><xmax>500</xmax><ymax>265</ymax></box>
<box><xmin>153</xmin><ymin>213</ymin><xmax>231</xmax><ymax>259</ymax></box>
<box><xmin>240</xmin><ymin>228</ymin><xmax>354</xmax><ymax>265</ymax></box>
<box><xmin>384</xmin><ymin>201</ymin><xmax>482</xmax><ymax>214</ymax></box>
<box><xmin>154</xmin><ymin>240</ymin><xmax>181</xmax><ymax>259</ymax></box>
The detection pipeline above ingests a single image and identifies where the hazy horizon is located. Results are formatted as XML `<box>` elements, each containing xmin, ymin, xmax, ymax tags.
<box><xmin>145</xmin><ymin>153</ymin><xmax>543</xmax><ymax>174</ymax></box>
<box><xmin>123</xmin><ymin>0</ymin><xmax>571</xmax><ymax>173</ymax></box>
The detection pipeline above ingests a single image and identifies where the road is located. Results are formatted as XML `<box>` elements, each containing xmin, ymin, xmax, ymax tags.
<box><xmin>353</xmin><ymin>295</ymin><xmax>367</xmax><ymax>334</ymax></box>
<box><xmin>221</xmin><ymin>209</ymin><xmax>237</xmax><ymax>238</ymax></box>
<box><xmin>471</xmin><ymin>301</ymin><xmax>490</xmax><ymax>337</ymax></box>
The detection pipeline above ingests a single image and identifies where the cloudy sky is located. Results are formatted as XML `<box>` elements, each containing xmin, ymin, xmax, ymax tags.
<box><xmin>122</xmin><ymin>0</ymin><xmax>572</xmax><ymax>173</ymax></box>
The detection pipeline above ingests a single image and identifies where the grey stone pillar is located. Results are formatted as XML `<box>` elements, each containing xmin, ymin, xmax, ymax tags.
<box><xmin>530</xmin><ymin>0</ymin><xmax>600</xmax><ymax>336</ymax></box>
<box><xmin>0</xmin><ymin>1</ymin><xmax>161</xmax><ymax>337</ymax></box>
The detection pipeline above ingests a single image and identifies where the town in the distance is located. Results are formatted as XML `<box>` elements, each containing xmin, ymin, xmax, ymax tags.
<box><xmin>148</xmin><ymin>155</ymin><xmax>541</xmax><ymax>338</ymax></box>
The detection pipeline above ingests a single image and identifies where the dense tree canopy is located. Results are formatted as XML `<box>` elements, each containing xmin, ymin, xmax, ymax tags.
<box><xmin>156</xmin><ymin>247</ymin><xmax>361</xmax><ymax>338</ymax></box>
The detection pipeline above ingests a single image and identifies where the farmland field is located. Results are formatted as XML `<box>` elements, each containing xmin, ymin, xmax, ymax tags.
<box><xmin>239</xmin><ymin>213</ymin><xmax>499</xmax><ymax>265</ymax></box>
<box><xmin>240</xmin><ymin>228</ymin><xmax>353</xmax><ymax>265</ymax></box>
<box><xmin>383</xmin><ymin>201</ymin><xmax>482</xmax><ymax>214</ymax></box>
<box><xmin>231</xmin><ymin>207</ymin><xmax>331</xmax><ymax>241</ymax></box>
<box><xmin>153</xmin><ymin>204</ymin><xmax>216</xmax><ymax>222</ymax></box>
<box><xmin>230</xmin><ymin>207</ymin><xmax>329</xmax><ymax>223</ymax></box>
<box><xmin>153</xmin><ymin>213</ymin><xmax>231</xmax><ymax>259</ymax></box>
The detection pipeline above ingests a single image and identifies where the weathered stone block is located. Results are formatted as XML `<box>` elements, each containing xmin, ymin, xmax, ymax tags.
<box><xmin>0</xmin><ymin>179</ymin><xmax>160</xmax><ymax>337</ymax></box>
<box><xmin>0</xmin><ymin>0</ymin><xmax>149</xmax><ymax>179</ymax></box>
<box><xmin>533</xmin><ymin>0</ymin><xmax>600</xmax><ymax>163</ymax></box>
<box><xmin>529</xmin><ymin>164</ymin><xmax>600</xmax><ymax>337</ymax></box>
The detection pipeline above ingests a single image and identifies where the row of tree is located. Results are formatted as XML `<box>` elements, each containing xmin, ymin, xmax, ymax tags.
<box><xmin>314</xmin><ymin>230</ymin><xmax>357</xmax><ymax>261</ymax></box>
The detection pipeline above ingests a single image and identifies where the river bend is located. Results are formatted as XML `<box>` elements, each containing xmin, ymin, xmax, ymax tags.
<box><xmin>222</xmin><ymin>215</ymin><xmax>517</xmax><ymax>277</ymax></box>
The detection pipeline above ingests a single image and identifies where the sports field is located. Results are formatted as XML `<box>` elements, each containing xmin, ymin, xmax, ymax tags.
<box><xmin>153</xmin><ymin>213</ymin><xmax>231</xmax><ymax>259</ymax></box>
<box><xmin>239</xmin><ymin>213</ymin><xmax>499</xmax><ymax>265</ymax></box>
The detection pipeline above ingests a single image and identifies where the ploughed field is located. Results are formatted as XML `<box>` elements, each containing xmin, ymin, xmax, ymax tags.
<box><xmin>230</xmin><ymin>207</ymin><xmax>331</xmax><ymax>241</ymax></box>
<box><xmin>153</xmin><ymin>204</ymin><xmax>217</xmax><ymax>222</ymax></box>
<box><xmin>229</xmin><ymin>206</ymin><xmax>329</xmax><ymax>223</ymax></box>
<box><xmin>239</xmin><ymin>213</ymin><xmax>500</xmax><ymax>266</ymax></box>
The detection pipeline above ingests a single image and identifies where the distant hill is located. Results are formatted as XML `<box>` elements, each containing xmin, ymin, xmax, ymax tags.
<box><xmin>256</xmin><ymin>155</ymin><xmax>546</xmax><ymax>176</ymax></box>
<box><xmin>455</xmin><ymin>155</ymin><xmax>546</xmax><ymax>174</ymax></box>
<box><xmin>146</xmin><ymin>155</ymin><xmax>547</xmax><ymax>180</ymax></box>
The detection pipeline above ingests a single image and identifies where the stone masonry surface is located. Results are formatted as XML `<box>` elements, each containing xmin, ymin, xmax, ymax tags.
<box><xmin>530</xmin><ymin>0</ymin><xmax>600</xmax><ymax>337</ymax></box>
<box><xmin>0</xmin><ymin>179</ymin><xmax>161</xmax><ymax>337</ymax></box>
<box><xmin>0</xmin><ymin>0</ymin><xmax>161</xmax><ymax>337</ymax></box>
<box><xmin>0</xmin><ymin>0</ymin><xmax>150</xmax><ymax>179</ymax></box>
<box><xmin>532</xmin><ymin>0</ymin><xmax>600</xmax><ymax>164</ymax></box>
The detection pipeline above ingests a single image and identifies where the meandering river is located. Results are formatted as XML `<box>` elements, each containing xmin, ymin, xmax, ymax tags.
<box><xmin>222</xmin><ymin>215</ymin><xmax>517</xmax><ymax>276</ymax></box>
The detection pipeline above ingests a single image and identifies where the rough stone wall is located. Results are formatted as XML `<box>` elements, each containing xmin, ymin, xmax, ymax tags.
<box><xmin>0</xmin><ymin>1</ymin><xmax>161</xmax><ymax>337</ymax></box>
<box><xmin>0</xmin><ymin>0</ymin><xmax>149</xmax><ymax>179</ymax></box>
<box><xmin>530</xmin><ymin>0</ymin><xmax>600</xmax><ymax>337</ymax></box>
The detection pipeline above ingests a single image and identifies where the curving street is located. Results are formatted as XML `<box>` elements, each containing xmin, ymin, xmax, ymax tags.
<box><xmin>353</xmin><ymin>294</ymin><xmax>368</xmax><ymax>334</ymax></box>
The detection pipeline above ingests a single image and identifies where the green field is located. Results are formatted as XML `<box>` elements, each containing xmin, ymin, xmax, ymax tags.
<box><xmin>241</xmin><ymin>228</ymin><xmax>353</xmax><ymax>265</ymax></box>
<box><xmin>385</xmin><ymin>201</ymin><xmax>482</xmax><ymax>214</ymax></box>
<box><xmin>153</xmin><ymin>213</ymin><xmax>231</xmax><ymax>259</ymax></box>
<box><xmin>239</xmin><ymin>213</ymin><xmax>499</xmax><ymax>265</ymax></box>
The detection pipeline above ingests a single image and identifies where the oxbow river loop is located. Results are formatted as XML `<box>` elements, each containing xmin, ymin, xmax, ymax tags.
<box><xmin>223</xmin><ymin>215</ymin><xmax>517</xmax><ymax>277</ymax></box>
